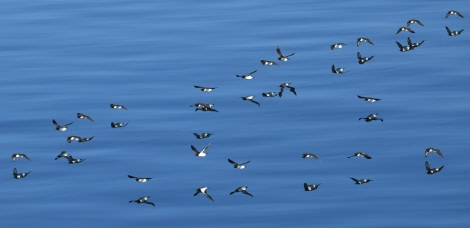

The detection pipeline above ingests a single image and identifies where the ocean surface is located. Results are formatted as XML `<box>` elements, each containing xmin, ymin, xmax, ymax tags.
<box><xmin>1</xmin><ymin>0</ymin><xmax>469</xmax><ymax>227</ymax></box>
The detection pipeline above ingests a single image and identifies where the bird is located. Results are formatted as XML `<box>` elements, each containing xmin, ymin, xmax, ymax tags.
<box><xmin>194</xmin><ymin>186</ymin><xmax>214</xmax><ymax>202</ymax></box>
<box><xmin>230</xmin><ymin>186</ymin><xmax>253</xmax><ymax>197</ymax></box>
<box><xmin>260</xmin><ymin>60</ymin><xmax>278</xmax><ymax>65</ymax></box>
<box><xmin>129</xmin><ymin>196</ymin><xmax>155</xmax><ymax>207</ymax></box>
<box><xmin>55</xmin><ymin>151</ymin><xmax>71</xmax><ymax>160</ymax></box>
<box><xmin>12</xmin><ymin>153</ymin><xmax>30</xmax><ymax>162</ymax></box>
<box><xmin>406</xmin><ymin>19</ymin><xmax>424</xmax><ymax>27</ymax></box>
<box><xmin>330</xmin><ymin>43</ymin><xmax>346</xmax><ymax>50</ymax></box>
<box><xmin>241</xmin><ymin>95</ymin><xmax>260</xmax><ymax>107</ymax></box>
<box><xmin>357</xmin><ymin>37</ymin><xmax>374</xmax><ymax>46</ymax></box>
<box><xmin>445</xmin><ymin>26</ymin><xmax>464</xmax><ymax>36</ymax></box>
<box><xmin>76</xmin><ymin>113</ymin><xmax>94</xmax><ymax>121</ymax></box>
<box><xmin>357</xmin><ymin>95</ymin><xmax>381</xmax><ymax>102</ymax></box>
<box><xmin>78</xmin><ymin>136</ymin><xmax>94</xmax><ymax>142</ymax></box>
<box><xmin>396</xmin><ymin>26</ymin><xmax>415</xmax><ymax>34</ymax></box>
<box><xmin>262</xmin><ymin>92</ymin><xmax>278</xmax><ymax>97</ymax></box>
<box><xmin>128</xmin><ymin>175</ymin><xmax>152</xmax><ymax>182</ymax></box>
<box><xmin>347</xmin><ymin>152</ymin><xmax>372</xmax><ymax>159</ymax></box>
<box><xmin>13</xmin><ymin>168</ymin><xmax>31</xmax><ymax>179</ymax></box>
<box><xmin>110</xmin><ymin>104</ymin><xmax>127</xmax><ymax>110</ymax></box>
<box><xmin>357</xmin><ymin>52</ymin><xmax>374</xmax><ymax>64</ymax></box>
<box><xmin>304</xmin><ymin>183</ymin><xmax>321</xmax><ymax>191</ymax></box>
<box><xmin>331</xmin><ymin>64</ymin><xmax>345</xmax><ymax>74</ymax></box>
<box><xmin>191</xmin><ymin>143</ymin><xmax>211</xmax><ymax>157</ymax></box>
<box><xmin>227</xmin><ymin>158</ymin><xmax>251</xmax><ymax>169</ymax></box>
<box><xmin>395</xmin><ymin>41</ymin><xmax>413</xmax><ymax>52</ymax></box>
<box><xmin>52</xmin><ymin>119</ymin><xmax>73</xmax><ymax>131</ymax></box>
<box><xmin>66</xmin><ymin>136</ymin><xmax>82</xmax><ymax>143</ymax></box>
<box><xmin>278</xmin><ymin>83</ymin><xmax>297</xmax><ymax>98</ymax></box>
<box><xmin>445</xmin><ymin>10</ymin><xmax>464</xmax><ymax>18</ymax></box>
<box><xmin>425</xmin><ymin>161</ymin><xmax>445</xmax><ymax>175</ymax></box>
<box><xmin>359</xmin><ymin>113</ymin><xmax>383</xmax><ymax>122</ymax></box>
<box><xmin>425</xmin><ymin>147</ymin><xmax>444</xmax><ymax>158</ymax></box>
<box><xmin>67</xmin><ymin>156</ymin><xmax>86</xmax><ymax>164</ymax></box>
<box><xmin>111</xmin><ymin>122</ymin><xmax>128</xmax><ymax>128</ymax></box>
<box><xmin>193</xmin><ymin>132</ymin><xmax>212</xmax><ymax>139</ymax></box>
<box><xmin>194</xmin><ymin>85</ymin><xmax>217</xmax><ymax>92</ymax></box>
<box><xmin>350</xmin><ymin>177</ymin><xmax>373</xmax><ymax>185</ymax></box>
<box><xmin>236</xmin><ymin>70</ymin><xmax>257</xmax><ymax>80</ymax></box>
<box><xmin>276</xmin><ymin>46</ymin><xmax>295</xmax><ymax>61</ymax></box>
<box><xmin>407</xmin><ymin>37</ymin><xmax>425</xmax><ymax>49</ymax></box>
<box><xmin>194</xmin><ymin>103</ymin><xmax>218</xmax><ymax>112</ymax></box>
<box><xmin>302</xmin><ymin>153</ymin><xmax>320</xmax><ymax>161</ymax></box>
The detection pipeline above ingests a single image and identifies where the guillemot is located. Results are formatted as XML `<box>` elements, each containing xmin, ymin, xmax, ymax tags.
<box><xmin>194</xmin><ymin>85</ymin><xmax>217</xmax><ymax>92</ymax></box>
<box><xmin>425</xmin><ymin>161</ymin><xmax>444</xmax><ymax>175</ymax></box>
<box><xmin>12</xmin><ymin>153</ymin><xmax>30</xmax><ymax>162</ymax></box>
<box><xmin>347</xmin><ymin>152</ymin><xmax>372</xmax><ymax>159</ymax></box>
<box><xmin>191</xmin><ymin>142</ymin><xmax>211</xmax><ymax>157</ymax></box>
<box><xmin>76</xmin><ymin>113</ymin><xmax>94</xmax><ymax>121</ymax></box>
<box><xmin>396</xmin><ymin>26</ymin><xmax>415</xmax><ymax>35</ymax></box>
<box><xmin>111</xmin><ymin>122</ymin><xmax>128</xmax><ymax>128</ymax></box>
<box><xmin>278</xmin><ymin>82</ymin><xmax>297</xmax><ymax>98</ymax></box>
<box><xmin>331</xmin><ymin>64</ymin><xmax>345</xmax><ymax>74</ymax></box>
<box><xmin>406</xmin><ymin>19</ymin><xmax>424</xmax><ymax>27</ymax></box>
<box><xmin>357</xmin><ymin>37</ymin><xmax>374</xmax><ymax>46</ymax></box>
<box><xmin>276</xmin><ymin>46</ymin><xmax>295</xmax><ymax>61</ymax></box>
<box><xmin>230</xmin><ymin>186</ymin><xmax>253</xmax><ymax>197</ymax></box>
<box><xmin>304</xmin><ymin>183</ymin><xmax>321</xmax><ymax>191</ymax></box>
<box><xmin>446</xmin><ymin>26</ymin><xmax>464</xmax><ymax>36</ymax></box>
<box><xmin>357</xmin><ymin>95</ymin><xmax>381</xmax><ymax>102</ymax></box>
<box><xmin>302</xmin><ymin>153</ymin><xmax>320</xmax><ymax>161</ymax></box>
<box><xmin>262</xmin><ymin>92</ymin><xmax>278</xmax><ymax>97</ymax></box>
<box><xmin>128</xmin><ymin>175</ymin><xmax>152</xmax><ymax>182</ymax></box>
<box><xmin>241</xmin><ymin>95</ymin><xmax>260</xmax><ymax>107</ymax></box>
<box><xmin>194</xmin><ymin>186</ymin><xmax>214</xmax><ymax>202</ymax></box>
<box><xmin>350</xmin><ymin>177</ymin><xmax>373</xmax><ymax>184</ymax></box>
<box><xmin>13</xmin><ymin>168</ymin><xmax>31</xmax><ymax>179</ymax></box>
<box><xmin>236</xmin><ymin>70</ymin><xmax>257</xmax><ymax>80</ymax></box>
<box><xmin>129</xmin><ymin>196</ymin><xmax>155</xmax><ymax>207</ymax></box>
<box><xmin>445</xmin><ymin>10</ymin><xmax>464</xmax><ymax>18</ymax></box>
<box><xmin>425</xmin><ymin>147</ymin><xmax>444</xmax><ymax>157</ymax></box>
<box><xmin>330</xmin><ymin>43</ymin><xmax>346</xmax><ymax>50</ymax></box>
<box><xmin>260</xmin><ymin>60</ymin><xmax>278</xmax><ymax>65</ymax></box>
<box><xmin>52</xmin><ymin>119</ymin><xmax>73</xmax><ymax>131</ymax></box>
<box><xmin>193</xmin><ymin>132</ymin><xmax>212</xmax><ymax>139</ymax></box>
<box><xmin>357</xmin><ymin>52</ymin><xmax>374</xmax><ymax>64</ymax></box>
<box><xmin>110</xmin><ymin>104</ymin><xmax>128</xmax><ymax>110</ymax></box>
<box><xmin>227</xmin><ymin>158</ymin><xmax>250</xmax><ymax>169</ymax></box>
<box><xmin>359</xmin><ymin>113</ymin><xmax>383</xmax><ymax>122</ymax></box>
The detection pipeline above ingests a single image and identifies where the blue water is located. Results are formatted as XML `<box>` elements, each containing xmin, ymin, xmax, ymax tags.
<box><xmin>1</xmin><ymin>0</ymin><xmax>469</xmax><ymax>227</ymax></box>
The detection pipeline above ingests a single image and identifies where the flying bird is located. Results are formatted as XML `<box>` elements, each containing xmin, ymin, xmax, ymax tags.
<box><xmin>347</xmin><ymin>152</ymin><xmax>372</xmax><ymax>159</ymax></box>
<box><xmin>425</xmin><ymin>161</ymin><xmax>444</xmax><ymax>175</ymax></box>
<box><xmin>406</xmin><ymin>19</ymin><xmax>424</xmax><ymax>27</ymax></box>
<box><xmin>425</xmin><ymin>147</ymin><xmax>444</xmax><ymax>158</ymax></box>
<box><xmin>445</xmin><ymin>26</ymin><xmax>464</xmax><ymax>36</ymax></box>
<box><xmin>230</xmin><ymin>186</ymin><xmax>253</xmax><ymax>197</ymax></box>
<box><xmin>194</xmin><ymin>186</ymin><xmax>214</xmax><ymax>202</ymax></box>
<box><xmin>350</xmin><ymin>177</ymin><xmax>373</xmax><ymax>185</ymax></box>
<box><xmin>396</xmin><ymin>26</ymin><xmax>415</xmax><ymax>34</ymax></box>
<box><xmin>52</xmin><ymin>119</ymin><xmax>73</xmax><ymax>131</ymax></box>
<box><xmin>110</xmin><ymin>104</ymin><xmax>128</xmax><ymax>110</ymax></box>
<box><xmin>445</xmin><ymin>10</ymin><xmax>464</xmax><ymax>18</ymax></box>
<box><xmin>304</xmin><ymin>183</ymin><xmax>321</xmax><ymax>191</ymax></box>
<box><xmin>331</xmin><ymin>64</ymin><xmax>345</xmax><ymax>74</ymax></box>
<box><xmin>236</xmin><ymin>70</ymin><xmax>257</xmax><ymax>80</ymax></box>
<box><xmin>359</xmin><ymin>113</ymin><xmax>384</xmax><ymax>122</ymax></box>
<box><xmin>12</xmin><ymin>153</ymin><xmax>30</xmax><ymax>162</ymax></box>
<box><xmin>128</xmin><ymin>175</ymin><xmax>152</xmax><ymax>182</ymax></box>
<box><xmin>260</xmin><ymin>60</ymin><xmax>278</xmax><ymax>66</ymax></box>
<box><xmin>357</xmin><ymin>37</ymin><xmax>374</xmax><ymax>46</ymax></box>
<box><xmin>193</xmin><ymin>132</ymin><xmax>212</xmax><ymax>139</ymax></box>
<box><xmin>194</xmin><ymin>85</ymin><xmax>217</xmax><ymax>92</ymax></box>
<box><xmin>278</xmin><ymin>83</ymin><xmax>297</xmax><ymax>98</ymax></box>
<box><xmin>276</xmin><ymin>46</ymin><xmax>295</xmax><ymax>61</ymax></box>
<box><xmin>13</xmin><ymin>168</ymin><xmax>31</xmax><ymax>179</ymax></box>
<box><xmin>227</xmin><ymin>158</ymin><xmax>251</xmax><ymax>169</ymax></box>
<box><xmin>191</xmin><ymin>143</ymin><xmax>211</xmax><ymax>157</ymax></box>
<box><xmin>302</xmin><ymin>153</ymin><xmax>320</xmax><ymax>161</ymax></box>
<box><xmin>357</xmin><ymin>95</ymin><xmax>381</xmax><ymax>102</ymax></box>
<box><xmin>330</xmin><ymin>43</ymin><xmax>346</xmax><ymax>50</ymax></box>
<box><xmin>129</xmin><ymin>196</ymin><xmax>155</xmax><ymax>207</ymax></box>
<box><xmin>111</xmin><ymin>122</ymin><xmax>128</xmax><ymax>128</ymax></box>
<box><xmin>76</xmin><ymin>113</ymin><xmax>94</xmax><ymax>121</ymax></box>
<box><xmin>357</xmin><ymin>52</ymin><xmax>374</xmax><ymax>64</ymax></box>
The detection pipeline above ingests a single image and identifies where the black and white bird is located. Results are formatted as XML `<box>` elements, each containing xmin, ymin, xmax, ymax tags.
<box><xmin>78</xmin><ymin>136</ymin><xmax>94</xmax><ymax>142</ymax></box>
<box><xmin>228</xmin><ymin>158</ymin><xmax>251</xmax><ymax>169</ymax></box>
<box><xmin>191</xmin><ymin>143</ymin><xmax>211</xmax><ymax>157</ymax></box>
<box><xmin>110</xmin><ymin>104</ymin><xmax>128</xmax><ymax>110</ymax></box>
<box><xmin>67</xmin><ymin>156</ymin><xmax>86</xmax><ymax>164</ymax></box>
<box><xmin>347</xmin><ymin>152</ymin><xmax>372</xmax><ymax>159</ymax></box>
<box><xmin>262</xmin><ymin>92</ymin><xmax>278</xmax><ymax>97</ymax></box>
<box><xmin>128</xmin><ymin>175</ymin><xmax>152</xmax><ymax>183</ymax></box>
<box><xmin>359</xmin><ymin>113</ymin><xmax>384</xmax><ymax>122</ymax></box>
<box><xmin>407</xmin><ymin>37</ymin><xmax>425</xmax><ymax>49</ymax></box>
<box><xmin>395</xmin><ymin>41</ymin><xmax>413</xmax><ymax>52</ymax></box>
<box><xmin>304</xmin><ymin>183</ymin><xmax>321</xmax><ymax>191</ymax></box>
<box><xmin>111</xmin><ymin>122</ymin><xmax>128</xmax><ymax>128</ymax></box>
<box><xmin>12</xmin><ymin>153</ymin><xmax>30</xmax><ymax>162</ymax></box>
<box><xmin>445</xmin><ymin>10</ymin><xmax>464</xmax><ymax>18</ymax></box>
<box><xmin>194</xmin><ymin>186</ymin><xmax>214</xmax><ymax>202</ymax></box>
<box><xmin>241</xmin><ymin>95</ymin><xmax>260</xmax><ymax>107</ymax></box>
<box><xmin>406</xmin><ymin>19</ymin><xmax>424</xmax><ymax>27</ymax></box>
<box><xmin>52</xmin><ymin>119</ymin><xmax>73</xmax><ymax>131</ymax></box>
<box><xmin>446</xmin><ymin>26</ymin><xmax>464</xmax><ymax>36</ymax></box>
<box><xmin>350</xmin><ymin>177</ymin><xmax>373</xmax><ymax>185</ymax></box>
<box><xmin>129</xmin><ymin>196</ymin><xmax>155</xmax><ymax>207</ymax></box>
<box><xmin>260</xmin><ymin>60</ymin><xmax>278</xmax><ymax>65</ymax></box>
<box><xmin>276</xmin><ymin>46</ymin><xmax>295</xmax><ymax>61</ymax></box>
<box><xmin>194</xmin><ymin>85</ymin><xmax>217</xmax><ymax>92</ymax></box>
<box><xmin>425</xmin><ymin>161</ymin><xmax>445</xmax><ymax>175</ymax></box>
<box><xmin>425</xmin><ymin>147</ymin><xmax>444</xmax><ymax>158</ymax></box>
<box><xmin>357</xmin><ymin>52</ymin><xmax>374</xmax><ymax>64</ymax></box>
<box><xmin>396</xmin><ymin>26</ymin><xmax>415</xmax><ymax>34</ymax></box>
<box><xmin>357</xmin><ymin>95</ymin><xmax>381</xmax><ymax>102</ymax></box>
<box><xmin>77</xmin><ymin>113</ymin><xmax>94</xmax><ymax>121</ymax></box>
<box><xmin>55</xmin><ymin>151</ymin><xmax>71</xmax><ymax>160</ymax></box>
<box><xmin>13</xmin><ymin>168</ymin><xmax>31</xmax><ymax>179</ymax></box>
<box><xmin>66</xmin><ymin>136</ymin><xmax>82</xmax><ymax>143</ymax></box>
<box><xmin>236</xmin><ymin>70</ymin><xmax>257</xmax><ymax>80</ymax></box>
<box><xmin>278</xmin><ymin>83</ymin><xmax>297</xmax><ymax>98</ymax></box>
<box><xmin>230</xmin><ymin>186</ymin><xmax>253</xmax><ymax>197</ymax></box>
<box><xmin>331</xmin><ymin>64</ymin><xmax>345</xmax><ymax>74</ymax></box>
<box><xmin>357</xmin><ymin>37</ymin><xmax>374</xmax><ymax>46</ymax></box>
<box><xmin>330</xmin><ymin>43</ymin><xmax>346</xmax><ymax>50</ymax></box>
<box><xmin>193</xmin><ymin>132</ymin><xmax>212</xmax><ymax>139</ymax></box>
<box><xmin>302</xmin><ymin>153</ymin><xmax>320</xmax><ymax>161</ymax></box>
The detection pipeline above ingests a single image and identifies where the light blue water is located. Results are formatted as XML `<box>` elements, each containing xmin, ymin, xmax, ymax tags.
<box><xmin>1</xmin><ymin>0</ymin><xmax>469</xmax><ymax>227</ymax></box>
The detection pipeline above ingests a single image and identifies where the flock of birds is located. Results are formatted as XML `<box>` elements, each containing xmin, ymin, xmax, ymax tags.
<box><xmin>9</xmin><ymin>10</ymin><xmax>463</xmax><ymax>207</ymax></box>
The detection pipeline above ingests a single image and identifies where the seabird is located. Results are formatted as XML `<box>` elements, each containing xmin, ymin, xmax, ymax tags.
<box><xmin>236</xmin><ymin>70</ymin><xmax>257</xmax><ymax>80</ymax></box>
<box><xmin>13</xmin><ymin>168</ymin><xmax>31</xmax><ymax>179</ymax></box>
<box><xmin>67</xmin><ymin>156</ymin><xmax>86</xmax><ymax>164</ymax></box>
<box><xmin>260</xmin><ymin>60</ymin><xmax>278</xmax><ymax>65</ymax></box>
<box><xmin>425</xmin><ymin>147</ymin><xmax>444</xmax><ymax>158</ymax></box>
<box><xmin>194</xmin><ymin>85</ymin><xmax>217</xmax><ymax>92</ymax></box>
<box><xmin>446</xmin><ymin>26</ymin><xmax>464</xmax><ymax>36</ymax></box>
<box><xmin>407</xmin><ymin>37</ymin><xmax>425</xmax><ymax>49</ymax></box>
<box><xmin>276</xmin><ymin>46</ymin><xmax>295</xmax><ymax>61</ymax></box>
<box><xmin>230</xmin><ymin>186</ymin><xmax>253</xmax><ymax>197</ymax></box>
<box><xmin>262</xmin><ymin>92</ymin><xmax>278</xmax><ymax>97</ymax></box>
<box><xmin>330</xmin><ymin>43</ymin><xmax>346</xmax><ymax>50</ymax></box>
<box><xmin>129</xmin><ymin>196</ymin><xmax>155</xmax><ymax>207</ymax></box>
<box><xmin>76</xmin><ymin>113</ymin><xmax>94</xmax><ymax>121</ymax></box>
<box><xmin>52</xmin><ymin>119</ymin><xmax>73</xmax><ymax>131</ymax></box>
<box><xmin>357</xmin><ymin>37</ymin><xmax>374</xmax><ymax>46</ymax></box>
<box><xmin>66</xmin><ymin>136</ymin><xmax>82</xmax><ymax>143</ymax></box>
<box><xmin>350</xmin><ymin>177</ymin><xmax>373</xmax><ymax>185</ymax></box>
<box><xmin>406</xmin><ymin>19</ymin><xmax>424</xmax><ymax>27</ymax></box>
<box><xmin>331</xmin><ymin>64</ymin><xmax>345</xmax><ymax>74</ymax></box>
<box><xmin>302</xmin><ymin>153</ymin><xmax>320</xmax><ymax>161</ymax></box>
<box><xmin>111</xmin><ymin>122</ymin><xmax>128</xmax><ymax>128</ymax></box>
<box><xmin>191</xmin><ymin>142</ymin><xmax>211</xmax><ymax>157</ymax></box>
<box><xmin>194</xmin><ymin>103</ymin><xmax>218</xmax><ymax>112</ymax></box>
<box><xmin>396</xmin><ymin>26</ymin><xmax>415</xmax><ymax>34</ymax></box>
<box><xmin>357</xmin><ymin>95</ymin><xmax>381</xmax><ymax>102</ymax></box>
<box><xmin>227</xmin><ymin>158</ymin><xmax>250</xmax><ymax>169</ymax></box>
<box><xmin>194</xmin><ymin>186</ymin><xmax>214</xmax><ymax>202</ymax></box>
<box><xmin>278</xmin><ymin>82</ymin><xmax>297</xmax><ymax>98</ymax></box>
<box><xmin>445</xmin><ymin>10</ymin><xmax>464</xmax><ymax>18</ymax></box>
<box><xmin>304</xmin><ymin>183</ymin><xmax>321</xmax><ymax>191</ymax></box>
<box><xmin>347</xmin><ymin>152</ymin><xmax>372</xmax><ymax>159</ymax></box>
<box><xmin>128</xmin><ymin>175</ymin><xmax>152</xmax><ymax>183</ymax></box>
<box><xmin>395</xmin><ymin>41</ymin><xmax>413</xmax><ymax>52</ymax></box>
<box><xmin>12</xmin><ymin>153</ymin><xmax>30</xmax><ymax>162</ymax></box>
<box><xmin>241</xmin><ymin>95</ymin><xmax>260</xmax><ymax>107</ymax></box>
<box><xmin>55</xmin><ymin>151</ymin><xmax>71</xmax><ymax>160</ymax></box>
<box><xmin>425</xmin><ymin>161</ymin><xmax>445</xmax><ymax>175</ymax></box>
<box><xmin>357</xmin><ymin>52</ymin><xmax>374</xmax><ymax>64</ymax></box>
<box><xmin>110</xmin><ymin>104</ymin><xmax>128</xmax><ymax>110</ymax></box>
<box><xmin>193</xmin><ymin>132</ymin><xmax>212</xmax><ymax>139</ymax></box>
<box><xmin>359</xmin><ymin>113</ymin><xmax>384</xmax><ymax>122</ymax></box>
<box><xmin>78</xmin><ymin>136</ymin><xmax>94</xmax><ymax>142</ymax></box>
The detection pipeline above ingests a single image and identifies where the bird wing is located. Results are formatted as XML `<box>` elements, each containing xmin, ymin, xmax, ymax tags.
<box><xmin>276</xmin><ymin>46</ymin><xmax>284</xmax><ymax>57</ymax></box>
<box><xmin>191</xmin><ymin>145</ymin><xmax>200</xmax><ymax>153</ymax></box>
<box><xmin>227</xmin><ymin>158</ymin><xmax>236</xmax><ymax>164</ymax></box>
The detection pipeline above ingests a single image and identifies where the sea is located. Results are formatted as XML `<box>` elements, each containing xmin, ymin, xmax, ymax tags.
<box><xmin>1</xmin><ymin>0</ymin><xmax>469</xmax><ymax>227</ymax></box>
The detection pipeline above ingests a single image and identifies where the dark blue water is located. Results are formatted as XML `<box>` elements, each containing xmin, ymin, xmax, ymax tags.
<box><xmin>1</xmin><ymin>0</ymin><xmax>469</xmax><ymax>227</ymax></box>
